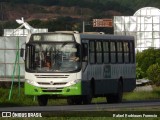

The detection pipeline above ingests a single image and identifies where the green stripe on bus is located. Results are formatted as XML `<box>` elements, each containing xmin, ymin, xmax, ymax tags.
<box><xmin>24</xmin><ymin>82</ymin><xmax>82</xmax><ymax>96</ymax></box>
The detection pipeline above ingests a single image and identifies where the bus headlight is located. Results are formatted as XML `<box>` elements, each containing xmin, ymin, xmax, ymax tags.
<box><xmin>26</xmin><ymin>79</ymin><xmax>37</xmax><ymax>86</ymax></box>
<box><xmin>67</xmin><ymin>79</ymin><xmax>81</xmax><ymax>86</ymax></box>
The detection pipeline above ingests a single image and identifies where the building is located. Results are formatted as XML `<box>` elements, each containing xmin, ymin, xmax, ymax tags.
<box><xmin>114</xmin><ymin>7</ymin><xmax>160</xmax><ymax>51</ymax></box>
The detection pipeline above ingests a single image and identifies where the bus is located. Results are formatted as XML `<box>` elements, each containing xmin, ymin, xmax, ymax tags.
<box><xmin>21</xmin><ymin>31</ymin><xmax>136</xmax><ymax>106</ymax></box>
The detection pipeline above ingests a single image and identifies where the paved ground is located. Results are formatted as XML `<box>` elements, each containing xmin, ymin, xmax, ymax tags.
<box><xmin>135</xmin><ymin>85</ymin><xmax>153</xmax><ymax>92</ymax></box>
<box><xmin>0</xmin><ymin>100</ymin><xmax>160</xmax><ymax>112</ymax></box>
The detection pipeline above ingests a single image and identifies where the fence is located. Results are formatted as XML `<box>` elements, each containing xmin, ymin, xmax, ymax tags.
<box><xmin>0</xmin><ymin>36</ymin><xmax>26</xmax><ymax>81</ymax></box>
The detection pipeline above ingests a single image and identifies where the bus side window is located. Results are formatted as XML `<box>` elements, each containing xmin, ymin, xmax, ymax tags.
<box><xmin>117</xmin><ymin>42</ymin><xmax>123</xmax><ymax>63</ymax></box>
<box><xmin>89</xmin><ymin>41</ymin><xmax>96</xmax><ymax>63</ymax></box>
<box><xmin>96</xmin><ymin>41</ymin><xmax>102</xmax><ymax>64</ymax></box>
<box><xmin>110</xmin><ymin>42</ymin><xmax>116</xmax><ymax>63</ymax></box>
<box><xmin>129</xmin><ymin>41</ymin><xmax>135</xmax><ymax>63</ymax></box>
<box><xmin>103</xmin><ymin>41</ymin><xmax>109</xmax><ymax>63</ymax></box>
<box><xmin>82</xmin><ymin>43</ymin><xmax>88</xmax><ymax>62</ymax></box>
<box><xmin>124</xmin><ymin>42</ymin><xmax>129</xmax><ymax>63</ymax></box>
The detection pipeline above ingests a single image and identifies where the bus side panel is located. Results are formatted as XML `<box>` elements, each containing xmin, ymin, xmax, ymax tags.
<box><xmin>81</xmin><ymin>79</ymin><xmax>118</xmax><ymax>96</ymax></box>
<box><xmin>94</xmin><ymin>79</ymin><xmax>118</xmax><ymax>95</ymax></box>
<box><xmin>89</xmin><ymin>78</ymin><xmax>136</xmax><ymax>95</ymax></box>
<box><xmin>123</xmin><ymin>78</ymin><xmax>136</xmax><ymax>92</ymax></box>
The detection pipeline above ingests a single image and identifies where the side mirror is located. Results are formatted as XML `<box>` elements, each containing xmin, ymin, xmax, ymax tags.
<box><xmin>20</xmin><ymin>48</ymin><xmax>24</xmax><ymax>57</ymax></box>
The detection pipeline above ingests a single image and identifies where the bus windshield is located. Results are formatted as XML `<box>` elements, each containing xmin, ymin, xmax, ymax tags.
<box><xmin>26</xmin><ymin>42</ymin><xmax>81</xmax><ymax>72</ymax></box>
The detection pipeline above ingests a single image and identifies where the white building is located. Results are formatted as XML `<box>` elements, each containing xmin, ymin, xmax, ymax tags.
<box><xmin>114</xmin><ymin>7</ymin><xmax>160</xmax><ymax>51</ymax></box>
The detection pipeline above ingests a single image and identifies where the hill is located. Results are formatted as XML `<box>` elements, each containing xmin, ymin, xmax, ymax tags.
<box><xmin>1</xmin><ymin>0</ymin><xmax>160</xmax><ymax>21</ymax></box>
<box><xmin>1</xmin><ymin>0</ymin><xmax>160</xmax><ymax>35</ymax></box>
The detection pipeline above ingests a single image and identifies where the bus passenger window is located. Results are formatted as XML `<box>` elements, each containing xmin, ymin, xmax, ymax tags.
<box><xmin>130</xmin><ymin>42</ymin><xmax>135</xmax><ymax>63</ymax></box>
<box><xmin>89</xmin><ymin>41</ymin><xmax>95</xmax><ymax>63</ymax></box>
<box><xmin>124</xmin><ymin>42</ymin><xmax>129</xmax><ymax>63</ymax></box>
<box><xmin>96</xmin><ymin>41</ymin><xmax>102</xmax><ymax>64</ymax></box>
<box><xmin>117</xmin><ymin>42</ymin><xmax>123</xmax><ymax>63</ymax></box>
<box><xmin>103</xmin><ymin>42</ymin><xmax>109</xmax><ymax>63</ymax></box>
<box><xmin>110</xmin><ymin>42</ymin><xmax>116</xmax><ymax>63</ymax></box>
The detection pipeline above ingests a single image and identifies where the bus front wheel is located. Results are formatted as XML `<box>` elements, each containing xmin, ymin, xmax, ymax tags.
<box><xmin>82</xmin><ymin>95</ymin><xmax>92</xmax><ymax>104</ymax></box>
<box><xmin>37</xmin><ymin>95</ymin><xmax>48</xmax><ymax>106</ymax></box>
<box><xmin>67</xmin><ymin>98</ymin><xmax>75</xmax><ymax>105</ymax></box>
<box><xmin>82</xmin><ymin>87</ymin><xmax>92</xmax><ymax>104</ymax></box>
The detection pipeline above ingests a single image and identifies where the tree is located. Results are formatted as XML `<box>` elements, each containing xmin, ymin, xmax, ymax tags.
<box><xmin>147</xmin><ymin>63</ymin><xmax>160</xmax><ymax>86</ymax></box>
<box><xmin>136</xmin><ymin>48</ymin><xmax>159</xmax><ymax>77</ymax></box>
<box><xmin>136</xmin><ymin>63</ymin><xmax>144</xmax><ymax>79</ymax></box>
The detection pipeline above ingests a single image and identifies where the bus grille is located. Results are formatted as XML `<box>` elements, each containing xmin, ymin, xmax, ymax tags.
<box><xmin>42</xmin><ymin>90</ymin><xmax>62</xmax><ymax>92</ymax></box>
<box><xmin>42</xmin><ymin>88</ymin><xmax>63</xmax><ymax>93</ymax></box>
<box><xmin>38</xmin><ymin>82</ymin><xmax>67</xmax><ymax>85</ymax></box>
<box><xmin>35</xmin><ymin>74</ymin><xmax>69</xmax><ymax>78</ymax></box>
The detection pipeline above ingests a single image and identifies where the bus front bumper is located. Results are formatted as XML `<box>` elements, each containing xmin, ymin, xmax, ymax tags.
<box><xmin>24</xmin><ymin>82</ymin><xmax>82</xmax><ymax>96</ymax></box>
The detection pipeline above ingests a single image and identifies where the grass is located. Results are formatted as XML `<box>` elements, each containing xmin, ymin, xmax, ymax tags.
<box><xmin>0</xmin><ymin>87</ymin><xmax>36</xmax><ymax>107</ymax></box>
<box><xmin>123</xmin><ymin>86</ymin><xmax>160</xmax><ymax>101</ymax></box>
<box><xmin>0</xmin><ymin>87</ymin><xmax>68</xmax><ymax>107</ymax></box>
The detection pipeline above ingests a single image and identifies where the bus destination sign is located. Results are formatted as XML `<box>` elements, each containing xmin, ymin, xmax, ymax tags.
<box><xmin>93</xmin><ymin>19</ymin><xmax>113</xmax><ymax>27</ymax></box>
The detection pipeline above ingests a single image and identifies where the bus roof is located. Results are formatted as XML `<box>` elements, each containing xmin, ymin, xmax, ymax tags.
<box><xmin>29</xmin><ymin>32</ymin><xmax>134</xmax><ymax>42</ymax></box>
<box><xmin>80</xmin><ymin>33</ymin><xmax>134</xmax><ymax>41</ymax></box>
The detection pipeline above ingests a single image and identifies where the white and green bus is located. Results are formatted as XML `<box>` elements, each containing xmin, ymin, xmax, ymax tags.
<box><xmin>21</xmin><ymin>31</ymin><xmax>136</xmax><ymax>106</ymax></box>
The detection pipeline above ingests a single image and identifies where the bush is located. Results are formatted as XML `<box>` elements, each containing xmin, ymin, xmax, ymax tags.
<box><xmin>136</xmin><ymin>63</ymin><xmax>144</xmax><ymax>79</ymax></box>
<box><xmin>136</xmin><ymin>48</ymin><xmax>160</xmax><ymax>78</ymax></box>
<box><xmin>147</xmin><ymin>63</ymin><xmax>160</xmax><ymax>86</ymax></box>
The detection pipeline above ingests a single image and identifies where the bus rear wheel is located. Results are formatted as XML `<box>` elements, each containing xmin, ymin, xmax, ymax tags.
<box><xmin>67</xmin><ymin>98</ymin><xmax>75</xmax><ymax>105</ymax></box>
<box><xmin>37</xmin><ymin>95</ymin><xmax>48</xmax><ymax>106</ymax></box>
<box><xmin>107</xmin><ymin>81</ymin><xmax>123</xmax><ymax>103</ymax></box>
<box><xmin>67</xmin><ymin>97</ymin><xmax>83</xmax><ymax>105</ymax></box>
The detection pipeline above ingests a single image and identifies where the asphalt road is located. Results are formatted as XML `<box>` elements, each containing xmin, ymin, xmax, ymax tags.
<box><xmin>0</xmin><ymin>100</ymin><xmax>160</xmax><ymax>112</ymax></box>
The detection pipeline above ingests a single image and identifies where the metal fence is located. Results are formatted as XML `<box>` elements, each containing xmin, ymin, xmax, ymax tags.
<box><xmin>0</xmin><ymin>36</ymin><xmax>26</xmax><ymax>81</ymax></box>
<box><xmin>0</xmin><ymin>28</ymin><xmax>48</xmax><ymax>81</ymax></box>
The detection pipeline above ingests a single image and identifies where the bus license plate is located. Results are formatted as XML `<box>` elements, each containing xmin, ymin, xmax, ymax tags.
<box><xmin>47</xmin><ymin>88</ymin><xmax>56</xmax><ymax>90</ymax></box>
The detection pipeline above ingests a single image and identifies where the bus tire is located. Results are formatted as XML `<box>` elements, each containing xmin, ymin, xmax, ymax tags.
<box><xmin>37</xmin><ymin>95</ymin><xmax>48</xmax><ymax>106</ymax></box>
<box><xmin>82</xmin><ymin>95</ymin><xmax>92</xmax><ymax>104</ymax></box>
<box><xmin>67</xmin><ymin>98</ymin><xmax>75</xmax><ymax>105</ymax></box>
<box><xmin>90</xmin><ymin>78</ymin><xmax>95</xmax><ymax>96</ymax></box>
<box><xmin>107</xmin><ymin>81</ymin><xmax>123</xmax><ymax>103</ymax></box>
<box><xmin>67</xmin><ymin>97</ymin><xmax>83</xmax><ymax>105</ymax></box>
<box><xmin>74</xmin><ymin>98</ymin><xmax>83</xmax><ymax>105</ymax></box>
<box><xmin>82</xmin><ymin>86</ymin><xmax>92</xmax><ymax>104</ymax></box>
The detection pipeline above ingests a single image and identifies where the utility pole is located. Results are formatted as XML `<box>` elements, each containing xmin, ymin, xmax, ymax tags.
<box><xmin>82</xmin><ymin>21</ymin><xmax>91</xmax><ymax>33</ymax></box>
<box><xmin>83</xmin><ymin>21</ymin><xmax>85</xmax><ymax>33</ymax></box>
